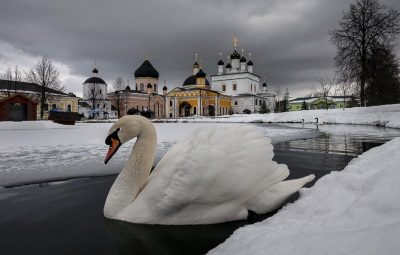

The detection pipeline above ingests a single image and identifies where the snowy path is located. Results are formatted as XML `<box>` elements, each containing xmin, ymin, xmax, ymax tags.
<box><xmin>157</xmin><ymin>104</ymin><xmax>400</xmax><ymax>129</ymax></box>
<box><xmin>209</xmin><ymin>137</ymin><xmax>400</xmax><ymax>255</ymax></box>
<box><xmin>0</xmin><ymin>121</ymin><xmax>319</xmax><ymax>187</ymax></box>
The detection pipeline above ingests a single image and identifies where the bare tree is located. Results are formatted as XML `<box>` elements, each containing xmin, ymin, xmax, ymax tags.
<box><xmin>1</xmin><ymin>66</ymin><xmax>22</xmax><ymax>96</ymax></box>
<box><xmin>26</xmin><ymin>56</ymin><xmax>63</xmax><ymax>119</ymax></box>
<box><xmin>86</xmin><ymin>82</ymin><xmax>106</xmax><ymax>119</ymax></box>
<box><xmin>274</xmin><ymin>87</ymin><xmax>281</xmax><ymax>112</ymax></box>
<box><xmin>335</xmin><ymin>76</ymin><xmax>355</xmax><ymax>110</ymax></box>
<box><xmin>330</xmin><ymin>0</ymin><xmax>400</xmax><ymax>106</ymax></box>
<box><xmin>313</xmin><ymin>75</ymin><xmax>337</xmax><ymax>110</ymax></box>
<box><xmin>112</xmin><ymin>77</ymin><xmax>125</xmax><ymax>118</ymax></box>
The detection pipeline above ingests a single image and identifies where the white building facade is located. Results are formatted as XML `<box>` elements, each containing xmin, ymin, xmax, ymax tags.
<box><xmin>80</xmin><ymin>67</ymin><xmax>114</xmax><ymax>119</ymax></box>
<box><xmin>211</xmin><ymin>41</ymin><xmax>275</xmax><ymax>114</ymax></box>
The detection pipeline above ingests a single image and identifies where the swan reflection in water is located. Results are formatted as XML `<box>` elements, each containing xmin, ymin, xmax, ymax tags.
<box><xmin>104</xmin><ymin>218</ymin><xmax>246</xmax><ymax>255</ymax></box>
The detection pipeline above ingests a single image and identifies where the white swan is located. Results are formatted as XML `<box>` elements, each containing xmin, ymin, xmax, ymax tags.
<box><xmin>103</xmin><ymin>115</ymin><xmax>314</xmax><ymax>225</ymax></box>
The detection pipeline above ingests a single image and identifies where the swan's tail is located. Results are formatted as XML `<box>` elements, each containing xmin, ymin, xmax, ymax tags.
<box><xmin>246</xmin><ymin>174</ymin><xmax>315</xmax><ymax>214</ymax></box>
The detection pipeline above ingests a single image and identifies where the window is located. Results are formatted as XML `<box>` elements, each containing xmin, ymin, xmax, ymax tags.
<box><xmin>255</xmin><ymin>99</ymin><xmax>258</xmax><ymax>105</ymax></box>
<box><xmin>170</xmin><ymin>113</ymin><xmax>172</xmax><ymax>118</ymax></box>
<box><xmin>67</xmin><ymin>104</ymin><xmax>71</xmax><ymax>112</ymax></box>
<box><xmin>251</xmin><ymin>84</ymin><xmax>253</xmax><ymax>91</ymax></box>
<box><xmin>233</xmin><ymin>84</ymin><xmax>237</xmax><ymax>91</ymax></box>
<box><xmin>52</xmin><ymin>104</ymin><xmax>57</xmax><ymax>109</ymax></box>
<box><xmin>193</xmin><ymin>106</ymin><xmax>197</xmax><ymax>115</ymax></box>
<box><xmin>103</xmin><ymin>103</ymin><xmax>106</xmax><ymax>108</ymax></box>
<box><xmin>234</xmin><ymin>101</ymin><xmax>238</xmax><ymax>105</ymax></box>
<box><xmin>222</xmin><ymin>84</ymin><xmax>226</xmax><ymax>91</ymax></box>
<box><xmin>140</xmin><ymin>83</ymin><xmax>144</xmax><ymax>91</ymax></box>
<box><xmin>154</xmin><ymin>84</ymin><xmax>156</xmax><ymax>92</ymax></box>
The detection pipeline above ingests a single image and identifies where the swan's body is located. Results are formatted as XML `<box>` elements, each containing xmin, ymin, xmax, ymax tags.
<box><xmin>104</xmin><ymin>116</ymin><xmax>314</xmax><ymax>225</ymax></box>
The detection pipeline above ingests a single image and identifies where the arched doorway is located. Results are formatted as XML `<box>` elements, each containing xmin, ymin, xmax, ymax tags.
<box><xmin>179</xmin><ymin>102</ymin><xmax>191</xmax><ymax>117</ymax></box>
<box><xmin>243</xmin><ymin>109</ymin><xmax>251</xmax><ymax>114</ymax></box>
<box><xmin>208</xmin><ymin>105</ymin><xmax>215</xmax><ymax>116</ymax></box>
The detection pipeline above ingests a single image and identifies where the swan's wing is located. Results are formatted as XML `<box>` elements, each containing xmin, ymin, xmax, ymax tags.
<box><xmin>140</xmin><ymin>124</ymin><xmax>289</xmax><ymax>215</ymax></box>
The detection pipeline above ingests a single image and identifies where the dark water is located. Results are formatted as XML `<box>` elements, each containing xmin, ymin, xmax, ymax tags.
<box><xmin>0</xmin><ymin>124</ymin><xmax>398</xmax><ymax>255</ymax></box>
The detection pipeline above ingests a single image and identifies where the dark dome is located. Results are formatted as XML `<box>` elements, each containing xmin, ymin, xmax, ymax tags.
<box><xmin>92</xmin><ymin>68</ymin><xmax>99</xmax><ymax>74</ymax></box>
<box><xmin>147</xmin><ymin>83</ymin><xmax>153</xmax><ymax>88</ymax></box>
<box><xmin>226</xmin><ymin>63</ymin><xmax>232</xmax><ymax>69</ymax></box>
<box><xmin>230</xmin><ymin>50</ymin><xmax>241</xmax><ymax>59</ymax></box>
<box><xmin>195</xmin><ymin>69</ymin><xmax>206</xmax><ymax>78</ymax></box>
<box><xmin>134</xmin><ymin>60</ymin><xmax>159</xmax><ymax>78</ymax></box>
<box><xmin>163</xmin><ymin>86</ymin><xmax>168</xmax><ymax>90</ymax></box>
<box><xmin>217</xmin><ymin>59</ymin><xmax>224</xmax><ymax>65</ymax></box>
<box><xmin>240</xmin><ymin>56</ymin><xmax>247</xmax><ymax>62</ymax></box>
<box><xmin>247</xmin><ymin>60</ymin><xmax>253</xmax><ymax>66</ymax></box>
<box><xmin>183</xmin><ymin>75</ymin><xmax>210</xmax><ymax>86</ymax></box>
<box><xmin>84</xmin><ymin>77</ymin><xmax>106</xmax><ymax>84</ymax></box>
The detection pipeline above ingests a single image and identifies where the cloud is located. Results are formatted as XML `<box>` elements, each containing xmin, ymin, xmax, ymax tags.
<box><xmin>0</xmin><ymin>0</ymin><xmax>399</xmax><ymax>98</ymax></box>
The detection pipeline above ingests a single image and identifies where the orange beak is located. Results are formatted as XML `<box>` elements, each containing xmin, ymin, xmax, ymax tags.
<box><xmin>104</xmin><ymin>138</ymin><xmax>121</xmax><ymax>164</ymax></box>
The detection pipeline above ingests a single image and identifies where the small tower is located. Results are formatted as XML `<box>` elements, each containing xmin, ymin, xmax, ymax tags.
<box><xmin>262</xmin><ymin>80</ymin><xmax>267</xmax><ymax>92</ymax></box>
<box><xmin>230</xmin><ymin>37</ymin><xmax>241</xmax><ymax>72</ymax></box>
<box><xmin>195</xmin><ymin>69</ymin><xmax>207</xmax><ymax>88</ymax></box>
<box><xmin>247</xmin><ymin>53</ymin><xmax>254</xmax><ymax>73</ymax></box>
<box><xmin>162</xmin><ymin>80</ymin><xmax>168</xmax><ymax>95</ymax></box>
<box><xmin>240</xmin><ymin>48</ymin><xmax>247</xmax><ymax>72</ymax></box>
<box><xmin>193</xmin><ymin>53</ymin><xmax>200</xmax><ymax>75</ymax></box>
<box><xmin>217</xmin><ymin>52</ymin><xmax>224</xmax><ymax>75</ymax></box>
<box><xmin>147</xmin><ymin>83</ymin><xmax>153</xmax><ymax>95</ymax></box>
<box><xmin>226</xmin><ymin>56</ymin><xmax>231</xmax><ymax>74</ymax></box>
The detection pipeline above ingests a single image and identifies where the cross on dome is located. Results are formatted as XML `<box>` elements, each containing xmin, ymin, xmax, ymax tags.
<box><xmin>233</xmin><ymin>37</ymin><xmax>239</xmax><ymax>49</ymax></box>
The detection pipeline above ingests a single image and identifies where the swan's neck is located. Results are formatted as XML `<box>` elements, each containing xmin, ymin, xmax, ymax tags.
<box><xmin>124</xmin><ymin>125</ymin><xmax>157</xmax><ymax>197</ymax></box>
<box><xmin>104</xmin><ymin>121</ymin><xmax>157</xmax><ymax>218</ymax></box>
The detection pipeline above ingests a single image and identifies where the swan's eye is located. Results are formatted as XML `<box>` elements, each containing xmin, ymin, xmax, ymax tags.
<box><xmin>105</xmin><ymin>128</ymin><xmax>120</xmax><ymax>145</ymax></box>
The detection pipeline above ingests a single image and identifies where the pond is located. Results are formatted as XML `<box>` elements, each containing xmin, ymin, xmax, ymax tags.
<box><xmin>1</xmin><ymin>124</ymin><xmax>400</xmax><ymax>255</ymax></box>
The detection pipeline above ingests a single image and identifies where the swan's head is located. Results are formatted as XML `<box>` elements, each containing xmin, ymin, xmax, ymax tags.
<box><xmin>104</xmin><ymin>115</ymin><xmax>145</xmax><ymax>164</ymax></box>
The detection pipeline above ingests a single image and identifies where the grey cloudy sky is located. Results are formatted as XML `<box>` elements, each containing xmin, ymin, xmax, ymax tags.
<box><xmin>1</xmin><ymin>0</ymin><xmax>399</xmax><ymax>98</ymax></box>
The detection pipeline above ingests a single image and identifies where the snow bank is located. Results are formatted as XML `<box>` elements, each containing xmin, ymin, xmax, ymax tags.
<box><xmin>159</xmin><ymin>104</ymin><xmax>400</xmax><ymax>129</ymax></box>
<box><xmin>0</xmin><ymin>121</ymin><xmax>319</xmax><ymax>187</ymax></box>
<box><xmin>209</xmin><ymin>137</ymin><xmax>400</xmax><ymax>255</ymax></box>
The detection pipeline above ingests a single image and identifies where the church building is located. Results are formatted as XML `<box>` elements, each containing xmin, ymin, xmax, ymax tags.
<box><xmin>108</xmin><ymin>59</ymin><xmax>165</xmax><ymax>118</ymax></box>
<box><xmin>165</xmin><ymin>58</ymin><xmax>231</xmax><ymax>118</ymax></box>
<box><xmin>81</xmin><ymin>67</ymin><xmax>113</xmax><ymax>118</ymax></box>
<box><xmin>211</xmin><ymin>39</ymin><xmax>275</xmax><ymax>113</ymax></box>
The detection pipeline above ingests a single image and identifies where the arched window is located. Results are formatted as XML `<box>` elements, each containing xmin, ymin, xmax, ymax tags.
<box><xmin>136</xmin><ymin>105</ymin><xmax>139</xmax><ymax>109</ymax></box>
<box><xmin>140</xmin><ymin>83</ymin><xmax>144</xmax><ymax>91</ymax></box>
<box><xmin>234</xmin><ymin>101</ymin><xmax>238</xmax><ymax>105</ymax></box>
<box><xmin>169</xmin><ymin>100</ymin><xmax>172</xmax><ymax>107</ymax></box>
<box><xmin>255</xmin><ymin>99</ymin><xmax>258</xmax><ymax>105</ymax></box>
<box><xmin>193</xmin><ymin>106</ymin><xmax>197</xmax><ymax>115</ymax></box>
<box><xmin>135</xmin><ymin>84</ymin><xmax>138</xmax><ymax>90</ymax></box>
<box><xmin>153</xmin><ymin>84</ymin><xmax>156</xmax><ymax>93</ymax></box>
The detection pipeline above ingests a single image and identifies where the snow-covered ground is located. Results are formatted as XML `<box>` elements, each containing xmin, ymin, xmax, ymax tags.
<box><xmin>158</xmin><ymin>104</ymin><xmax>400</xmax><ymax>129</ymax></box>
<box><xmin>0</xmin><ymin>121</ymin><xmax>319</xmax><ymax>187</ymax></box>
<box><xmin>210</xmin><ymin>137</ymin><xmax>400</xmax><ymax>255</ymax></box>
